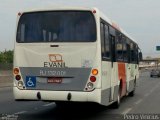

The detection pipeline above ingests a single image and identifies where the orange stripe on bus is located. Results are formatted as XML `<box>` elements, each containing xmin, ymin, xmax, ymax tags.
<box><xmin>118</xmin><ymin>62</ymin><xmax>126</xmax><ymax>96</ymax></box>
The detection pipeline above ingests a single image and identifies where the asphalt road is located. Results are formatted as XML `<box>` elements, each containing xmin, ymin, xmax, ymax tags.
<box><xmin>0</xmin><ymin>70</ymin><xmax>160</xmax><ymax>120</ymax></box>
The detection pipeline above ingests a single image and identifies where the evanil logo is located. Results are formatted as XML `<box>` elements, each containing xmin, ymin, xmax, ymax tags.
<box><xmin>49</xmin><ymin>54</ymin><xmax>63</xmax><ymax>62</ymax></box>
<box><xmin>44</xmin><ymin>54</ymin><xmax>66</xmax><ymax>68</ymax></box>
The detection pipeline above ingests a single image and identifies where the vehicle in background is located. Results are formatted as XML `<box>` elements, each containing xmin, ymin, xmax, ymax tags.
<box><xmin>150</xmin><ymin>69</ymin><xmax>160</xmax><ymax>77</ymax></box>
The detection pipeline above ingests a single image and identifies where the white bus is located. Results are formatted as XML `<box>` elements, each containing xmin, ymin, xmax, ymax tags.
<box><xmin>13</xmin><ymin>7</ymin><xmax>142</xmax><ymax>108</ymax></box>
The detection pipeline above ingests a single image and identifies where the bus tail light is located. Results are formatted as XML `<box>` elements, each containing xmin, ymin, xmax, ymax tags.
<box><xmin>13</xmin><ymin>68</ymin><xmax>19</xmax><ymax>75</ymax></box>
<box><xmin>92</xmin><ymin>10</ymin><xmax>96</xmax><ymax>14</ymax></box>
<box><xmin>18</xmin><ymin>81</ymin><xmax>23</xmax><ymax>87</ymax></box>
<box><xmin>92</xmin><ymin>69</ymin><xmax>98</xmax><ymax>75</ymax></box>
<box><xmin>18</xmin><ymin>12</ymin><xmax>22</xmax><ymax>16</ymax></box>
<box><xmin>90</xmin><ymin>76</ymin><xmax>96</xmax><ymax>82</ymax></box>
<box><xmin>87</xmin><ymin>82</ymin><xmax>94</xmax><ymax>89</ymax></box>
<box><xmin>15</xmin><ymin>75</ymin><xmax>21</xmax><ymax>81</ymax></box>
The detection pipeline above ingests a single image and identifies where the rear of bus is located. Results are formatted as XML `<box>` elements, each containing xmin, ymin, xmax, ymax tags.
<box><xmin>13</xmin><ymin>8</ymin><xmax>102</xmax><ymax>104</ymax></box>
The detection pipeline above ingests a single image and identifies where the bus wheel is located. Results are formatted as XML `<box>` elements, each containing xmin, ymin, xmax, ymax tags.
<box><xmin>129</xmin><ymin>80</ymin><xmax>136</xmax><ymax>97</ymax></box>
<box><xmin>112</xmin><ymin>89</ymin><xmax>121</xmax><ymax>109</ymax></box>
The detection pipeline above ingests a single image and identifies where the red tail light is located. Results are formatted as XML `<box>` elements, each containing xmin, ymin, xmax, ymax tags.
<box><xmin>90</xmin><ymin>76</ymin><xmax>96</xmax><ymax>82</ymax></box>
<box><xmin>18</xmin><ymin>12</ymin><xmax>22</xmax><ymax>16</ymax></box>
<box><xmin>92</xmin><ymin>10</ymin><xmax>96</xmax><ymax>14</ymax></box>
<box><xmin>15</xmin><ymin>75</ymin><xmax>21</xmax><ymax>81</ymax></box>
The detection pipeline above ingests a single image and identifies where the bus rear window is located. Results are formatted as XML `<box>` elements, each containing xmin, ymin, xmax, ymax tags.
<box><xmin>16</xmin><ymin>11</ymin><xmax>96</xmax><ymax>43</ymax></box>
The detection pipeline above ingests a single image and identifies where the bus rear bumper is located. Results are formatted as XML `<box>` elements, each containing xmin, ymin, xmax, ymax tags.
<box><xmin>13</xmin><ymin>87</ymin><xmax>101</xmax><ymax>103</ymax></box>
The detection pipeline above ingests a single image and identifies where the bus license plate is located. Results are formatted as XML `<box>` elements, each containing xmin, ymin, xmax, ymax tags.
<box><xmin>47</xmin><ymin>77</ymin><xmax>62</xmax><ymax>84</ymax></box>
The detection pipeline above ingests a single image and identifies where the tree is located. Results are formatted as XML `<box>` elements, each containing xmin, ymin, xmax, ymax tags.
<box><xmin>0</xmin><ymin>50</ymin><xmax>13</xmax><ymax>63</ymax></box>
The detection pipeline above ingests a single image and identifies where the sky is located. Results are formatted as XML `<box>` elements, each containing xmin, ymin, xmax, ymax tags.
<box><xmin>0</xmin><ymin>0</ymin><xmax>160</xmax><ymax>57</ymax></box>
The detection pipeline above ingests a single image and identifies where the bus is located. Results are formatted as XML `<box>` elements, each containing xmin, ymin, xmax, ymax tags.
<box><xmin>13</xmin><ymin>7</ymin><xmax>142</xmax><ymax>108</ymax></box>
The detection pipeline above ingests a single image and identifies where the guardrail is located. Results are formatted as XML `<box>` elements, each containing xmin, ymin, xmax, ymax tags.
<box><xmin>0</xmin><ymin>63</ymin><xmax>13</xmax><ymax>70</ymax></box>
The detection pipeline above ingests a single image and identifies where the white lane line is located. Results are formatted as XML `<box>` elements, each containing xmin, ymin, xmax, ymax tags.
<box><xmin>14</xmin><ymin>111</ymin><xmax>27</xmax><ymax>115</ymax></box>
<box><xmin>149</xmin><ymin>82</ymin><xmax>160</xmax><ymax>93</ymax></box>
<box><xmin>135</xmin><ymin>99</ymin><xmax>143</xmax><ymax>105</ymax></box>
<box><xmin>43</xmin><ymin>102</ymin><xmax>55</xmax><ymax>107</ymax></box>
<box><xmin>144</xmin><ymin>82</ymin><xmax>160</xmax><ymax>97</ymax></box>
<box><xmin>122</xmin><ymin>108</ymin><xmax>132</xmax><ymax>114</ymax></box>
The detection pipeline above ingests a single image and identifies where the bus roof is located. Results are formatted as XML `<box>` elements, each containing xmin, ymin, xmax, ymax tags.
<box><xmin>99</xmin><ymin>11</ymin><xmax>137</xmax><ymax>44</ymax></box>
<box><xmin>20</xmin><ymin>6</ymin><xmax>93</xmax><ymax>13</ymax></box>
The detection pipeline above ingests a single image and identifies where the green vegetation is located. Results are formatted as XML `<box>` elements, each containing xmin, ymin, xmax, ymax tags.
<box><xmin>0</xmin><ymin>50</ymin><xmax>13</xmax><ymax>63</ymax></box>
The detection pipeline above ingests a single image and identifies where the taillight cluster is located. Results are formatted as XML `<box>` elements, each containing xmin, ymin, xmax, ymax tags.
<box><xmin>13</xmin><ymin>68</ymin><xmax>23</xmax><ymax>88</ymax></box>
<box><xmin>13</xmin><ymin>68</ymin><xmax>21</xmax><ymax>81</ymax></box>
<box><xmin>90</xmin><ymin>69</ymin><xmax>98</xmax><ymax>82</ymax></box>
<box><xmin>86</xmin><ymin>69</ymin><xmax>98</xmax><ymax>91</ymax></box>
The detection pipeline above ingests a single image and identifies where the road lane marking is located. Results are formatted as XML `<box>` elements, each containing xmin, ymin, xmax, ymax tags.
<box><xmin>149</xmin><ymin>83</ymin><xmax>160</xmax><ymax>94</ymax></box>
<box><xmin>14</xmin><ymin>111</ymin><xmax>27</xmax><ymax>115</ymax></box>
<box><xmin>144</xmin><ymin>82</ymin><xmax>160</xmax><ymax>97</ymax></box>
<box><xmin>150</xmin><ymin>86</ymin><xmax>159</xmax><ymax>93</ymax></box>
<box><xmin>135</xmin><ymin>99</ymin><xmax>143</xmax><ymax>105</ymax></box>
<box><xmin>43</xmin><ymin>102</ymin><xmax>55</xmax><ymax>107</ymax></box>
<box><xmin>122</xmin><ymin>108</ymin><xmax>132</xmax><ymax>114</ymax></box>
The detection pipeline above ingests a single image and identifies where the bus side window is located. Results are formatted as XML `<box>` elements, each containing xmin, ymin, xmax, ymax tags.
<box><xmin>123</xmin><ymin>40</ymin><xmax>128</xmax><ymax>62</ymax></box>
<box><xmin>101</xmin><ymin>21</ymin><xmax>111</xmax><ymax>61</ymax></box>
<box><xmin>109</xmin><ymin>26</ymin><xmax>116</xmax><ymax>62</ymax></box>
<box><xmin>131</xmin><ymin>42</ymin><xmax>138</xmax><ymax>64</ymax></box>
<box><xmin>116</xmin><ymin>32</ymin><xmax>124</xmax><ymax>61</ymax></box>
<box><xmin>127</xmin><ymin>43</ymin><xmax>131</xmax><ymax>63</ymax></box>
<box><xmin>100</xmin><ymin>22</ymin><xmax>105</xmax><ymax>60</ymax></box>
<box><xmin>110</xmin><ymin>35</ymin><xmax>116</xmax><ymax>62</ymax></box>
<box><xmin>130</xmin><ymin>42</ymin><xmax>137</xmax><ymax>64</ymax></box>
<box><xmin>104</xmin><ymin>25</ymin><xmax>111</xmax><ymax>59</ymax></box>
<box><xmin>136</xmin><ymin>46</ymin><xmax>139</xmax><ymax>64</ymax></box>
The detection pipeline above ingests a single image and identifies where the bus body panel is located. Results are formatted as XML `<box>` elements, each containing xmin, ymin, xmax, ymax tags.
<box><xmin>101</xmin><ymin>62</ymin><xmax>139</xmax><ymax>106</ymax></box>
<box><xmin>13</xmin><ymin>43</ymin><xmax>102</xmax><ymax>91</ymax></box>
<box><xmin>13</xmin><ymin>7</ymin><xmax>140</xmax><ymax>106</ymax></box>
<box><xmin>13</xmin><ymin>86</ymin><xmax>101</xmax><ymax>103</ymax></box>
